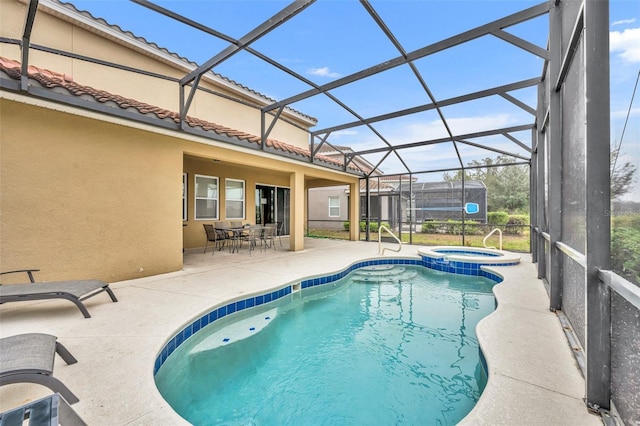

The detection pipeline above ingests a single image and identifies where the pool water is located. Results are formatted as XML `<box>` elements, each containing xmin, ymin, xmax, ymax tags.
<box><xmin>155</xmin><ymin>265</ymin><xmax>497</xmax><ymax>425</ymax></box>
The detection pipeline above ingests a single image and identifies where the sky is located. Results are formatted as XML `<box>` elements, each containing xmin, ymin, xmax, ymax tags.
<box><xmin>69</xmin><ymin>0</ymin><xmax>639</xmax><ymax>200</ymax></box>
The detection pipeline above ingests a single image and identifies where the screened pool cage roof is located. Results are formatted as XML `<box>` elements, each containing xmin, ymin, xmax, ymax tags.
<box><xmin>62</xmin><ymin>0</ymin><xmax>552</xmax><ymax>178</ymax></box>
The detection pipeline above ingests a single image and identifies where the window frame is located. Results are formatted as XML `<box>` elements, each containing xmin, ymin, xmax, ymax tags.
<box><xmin>328</xmin><ymin>195</ymin><xmax>340</xmax><ymax>218</ymax></box>
<box><xmin>182</xmin><ymin>173</ymin><xmax>187</xmax><ymax>222</ymax></box>
<box><xmin>225</xmin><ymin>178</ymin><xmax>245</xmax><ymax>220</ymax></box>
<box><xmin>194</xmin><ymin>174</ymin><xmax>219</xmax><ymax>221</ymax></box>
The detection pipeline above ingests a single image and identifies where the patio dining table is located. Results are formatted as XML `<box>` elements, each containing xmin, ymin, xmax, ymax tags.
<box><xmin>217</xmin><ymin>227</ymin><xmax>247</xmax><ymax>253</ymax></box>
<box><xmin>217</xmin><ymin>225</ymin><xmax>275</xmax><ymax>253</ymax></box>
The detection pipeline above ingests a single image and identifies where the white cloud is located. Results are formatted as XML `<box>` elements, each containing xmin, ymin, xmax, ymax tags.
<box><xmin>610</xmin><ymin>27</ymin><xmax>640</xmax><ymax>63</ymax></box>
<box><xmin>612</xmin><ymin>18</ymin><xmax>636</xmax><ymax>26</ymax></box>
<box><xmin>401</xmin><ymin>114</ymin><xmax>515</xmax><ymax>142</ymax></box>
<box><xmin>334</xmin><ymin>113</ymin><xmax>523</xmax><ymax>174</ymax></box>
<box><xmin>307</xmin><ymin>67</ymin><xmax>341</xmax><ymax>78</ymax></box>
<box><xmin>334</xmin><ymin>129</ymin><xmax>359</xmax><ymax>137</ymax></box>
<box><xmin>611</xmin><ymin>107</ymin><xmax>640</xmax><ymax>120</ymax></box>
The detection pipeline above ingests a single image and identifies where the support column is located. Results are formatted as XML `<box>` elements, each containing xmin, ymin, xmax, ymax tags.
<box><xmin>349</xmin><ymin>180</ymin><xmax>360</xmax><ymax>241</ymax></box>
<box><xmin>289</xmin><ymin>171</ymin><xmax>305</xmax><ymax>251</ymax></box>
<box><xmin>548</xmin><ymin>2</ymin><xmax>563</xmax><ymax>311</ymax></box>
<box><xmin>530</xmin><ymin>126</ymin><xmax>538</xmax><ymax>263</ymax></box>
<box><xmin>584</xmin><ymin>0</ymin><xmax>611</xmax><ymax>411</ymax></box>
<box><xmin>536</xmin><ymin>82</ymin><xmax>547</xmax><ymax>279</ymax></box>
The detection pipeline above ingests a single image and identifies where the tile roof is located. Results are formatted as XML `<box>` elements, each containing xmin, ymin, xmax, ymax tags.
<box><xmin>315</xmin><ymin>143</ymin><xmax>353</xmax><ymax>154</ymax></box>
<box><xmin>44</xmin><ymin>0</ymin><xmax>317</xmax><ymax>125</ymax></box>
<box><xmin>359</xmin><ymin>179</ymin><xmax>395</xmax><ymax>191</ymax></box>
<box><xmin>0</xmin><ymin>56</ymin><xmax>363</xmax><ymax>174</ymax></box>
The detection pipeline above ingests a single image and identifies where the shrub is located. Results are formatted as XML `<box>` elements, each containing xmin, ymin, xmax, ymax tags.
<box><xmin>611</xmin><ymin>225</ymin><xmax>640</xmax><ymax>286</ymax></box>
<box><xmin>445</xmin><ymin>220</ymin><xmax>462</xmax><ymax>235</ymax></box>
<box><xmin>422</xmin><ymin>221</ymin><xmax>439</xmax><ymax>233</ymax></box>
<box><xmin>343</xmin><ymin>221</ymin><xmax>350</xmax><ymax>231</ymax></box>
<box><xmin>487</xmin><ymin>211</ymin><xmax>509</xmax><ymax>226</ymax></box>
<box><xmin>464</xmin><ymin>220</ymin><xmax>484</xmax><ymax>235</ymax></box>
<box><xmin>355</xmin><ymin>221</ymin><xmax>390</xmax><ymax>233</ymax></box>
<box><xmin>505</xmin><ymin>214</ymin><xmax>530</xmax><ymax>234</ymax></box>
<box><xmin>613</xmin><ymin>214</ymin><xmax>640</xmax><ymax>229</ymax></box>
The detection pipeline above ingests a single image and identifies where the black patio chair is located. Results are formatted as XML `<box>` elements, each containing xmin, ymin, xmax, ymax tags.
<box><xmin>203</xmin><ymin>224</ymin><xmax>226</xmax><ymax>254</ymax></box>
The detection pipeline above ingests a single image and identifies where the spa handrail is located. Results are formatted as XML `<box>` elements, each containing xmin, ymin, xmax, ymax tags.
<box><xmin>378</xmin><ymin>225</ymin><xmax>402</xmax><ymax>255</ymax></box>
<box><xmin>483</xmin><ymin>228</ymin><xmax>503</xmax><ymax>250</ymax></box>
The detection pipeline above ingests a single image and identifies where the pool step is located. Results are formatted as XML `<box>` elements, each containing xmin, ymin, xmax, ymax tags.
<box><xmin>352</xmin><ymin>266</ymin><xmax>417</xmax><ymax>283</ymax></box>
<box><xmin>188</xmin><ymin>307</ymin><xmax>277</xmax><ymax>354</ymax></box>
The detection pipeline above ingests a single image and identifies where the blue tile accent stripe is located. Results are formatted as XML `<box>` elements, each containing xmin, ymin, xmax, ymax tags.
<box><xmin>153</xmin><ymin>284</ymin><xmax>292</xmax><ymax>375</ymax></box>
<box><xmin>153</xmin><ymin>256</ymin><xmax>504</xmax><ymax>376</ymax></box>
<box><xmin>421</xmin><ymin>254</ymin><xmax>517</xmax><ymax>277</ymax></box>
<box><xmin>300</xmin><ymin>258</ymin><xmax>422</xmax><ymax>289</ymax></box>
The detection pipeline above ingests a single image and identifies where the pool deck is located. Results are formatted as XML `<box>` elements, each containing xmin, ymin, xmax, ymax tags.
<box><xmin>0</xmin><ymin>238</ymin><xmax>602</xmax><ymax>425</ymax></box>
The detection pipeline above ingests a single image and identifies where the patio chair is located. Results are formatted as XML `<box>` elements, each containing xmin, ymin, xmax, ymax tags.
<box><xmin>275</xmin><ymin>221</ymin><xmax>284</xmax><ymax>247</ymax></box>
<box><xmin>0</xmin><ymin>333</ymin><xmax>80</xmax><ymax>404</ymax></box>
<box><xmin>203</xmin><ymin>224</ymin><xmax>226</xmax><ymax>254</ymax></box>
<box><xmin>241</xmin><ymin>225</ymin><xmax>264</xmax><ymax>254</ymax></box>
<box><xmin>0</xmin><ymin>269</ymin><xmax>118</xmax><ymax>318</ymax></box>
<box><xmin>214</xmin><ymin>221</ymin><xmax>232</xmax><ymax>240</ymax></box>
<box><xmin>0</xmin><ymin>393</ymin><xmax>87</xmax><ymax>425</ymax></box>
<box><xmin>262</xmin><ymin>224</ymin><xmax>277</xmax><ymax>251</ymax></box>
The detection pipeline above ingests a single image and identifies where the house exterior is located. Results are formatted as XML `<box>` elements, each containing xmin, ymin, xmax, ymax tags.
<box><xmin>307</xmin><ymin>145</ymin><xmax>379</xmax><ymax>231</ymax></box>
<box><xmin>394</xmin><ymin>180</ymin><xmax>488</xmax><ymax>223</ymax></box>
<box><xmin>0</xmin><ymin>0</ymin><xmax>361</xmax><ymax>283</ymax></box>
<box><xmin>308</xmin><ymin>144</ymin><xmax>487</xmax><ymax>231</ymax></box>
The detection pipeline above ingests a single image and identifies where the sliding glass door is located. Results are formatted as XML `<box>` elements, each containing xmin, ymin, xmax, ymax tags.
<box><xmin>256</xmin><ymin>185</ymin><xmax>290</xmax><ymax>235</ymax></box>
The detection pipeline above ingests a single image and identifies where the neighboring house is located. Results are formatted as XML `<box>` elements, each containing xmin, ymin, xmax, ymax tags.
<box><xmin>394</xmin><ymin>181</ymin><xmax>488</xmax><ymax>223</ymax></box>
<box><xmin>0</xmin><ymin>0</ymin><xmax>361</xmax><ymax>282</ymax></box>
<box><xmin>308</xmin><ymin>144</ymin><xmax>413</xmax><ymax>231</ymax></box>
<box><xmin>308</xmin><ymin>143</ymin><xmax>487</xmax><ymax>230</ymax></box>
<box><xmin>307</xmin><ymin>144</ymin><xmax>380</xmax><ymax>230</ymax></box>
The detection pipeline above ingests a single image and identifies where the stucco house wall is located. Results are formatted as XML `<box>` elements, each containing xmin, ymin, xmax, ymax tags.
<box><xmin>0</xmin><ymin>0</ymin><xmax>312</xmax><ymax>149</ymax></box>
<box><xmin>0</xmin><ymin>0</ymin><xmax>360</xmax><ymax>282</ymax></box>
<box><xmin>308</xmin><ymin>185</ymin><xmax>350</xmax><ymax>231</ymax></box>
<box><xmin>1</xmin><ymin>100</ymin><xmax>184</xmax><ymax>283</ymax></box>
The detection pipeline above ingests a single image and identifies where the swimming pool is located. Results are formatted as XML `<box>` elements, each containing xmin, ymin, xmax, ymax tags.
<box><xmin>154</xmin><ymin>260</ymin><xmax>499</xmax><ymax>425</ymax></box>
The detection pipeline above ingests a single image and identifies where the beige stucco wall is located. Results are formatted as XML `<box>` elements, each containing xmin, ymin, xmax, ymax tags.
<box><xmin>0</xmin><ymin>95</ymin><xmax>359</xmax><ymax>281</ymax></box>
<box><xmin>0</xmin><ymin>99</ymin><xmax>183</xmax><ymax>283</ymax></box>
<box><xmin>0</xmin><ymin>0</ymin><xmax>312</xmax><ymax>148</ymax></box>
<box><xmin>0</xmin><ymin>0</ymin><xmax>361</xmax><ymax>282</ymax></box>
<box><xmin>181</xmin><ymin>156</ymin><xmax>291</xmax><ymax>249</ymax></box>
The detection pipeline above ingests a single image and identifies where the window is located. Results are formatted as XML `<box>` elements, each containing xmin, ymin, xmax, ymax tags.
<box><xmin>329</xmin><ymin>196</ymin><xmax>340</xmax><ymax>217</ymax></box>
<box><xmin>182</xmin><ymin>173</ymin><xmax>187</xmax><ymax>221</ymax></box>
<box><xmin>195</xmin><ymin>174</ymin><xmax>218</xmax><ymax>220</ymax></box>
<box><xmin>226</xmin><ymin>179</ymin><xmax>245</xmax><ymax>220</ymax></box>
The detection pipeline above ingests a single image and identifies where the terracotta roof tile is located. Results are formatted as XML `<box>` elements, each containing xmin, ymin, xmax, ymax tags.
<box><xmin>359</xmin><ymin>179</ymin><xmax>394</xmax><ymax>191</ymax></box>
<box><xmin>0</xmin><ymin>56</ymin><xmax>363</xmax><ymax>174</ymax></box>
<box><xmin>48</xmin><ymin>0</ymin><xmax>317</xmax><ymax>125</ymax></box>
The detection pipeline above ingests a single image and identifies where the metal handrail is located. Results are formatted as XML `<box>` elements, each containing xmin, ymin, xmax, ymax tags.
<box><xmin>378</xmin><ymin>225</ymin><xmax>402</xmax><ymax>255</ymax></box>
<box><xmin>600</xmin><ymin>270</ymin><xmax>640</xmax><ymax>310</ymax></box>
<box><xmin>483</xmin><ymin>228</ymin><xmax>503</xmax><ymax>250</ymax></box>
<box><xmin>556</xmin><ymin>241</ymin><xmax>586</xmax><ymax>267</ymax></box>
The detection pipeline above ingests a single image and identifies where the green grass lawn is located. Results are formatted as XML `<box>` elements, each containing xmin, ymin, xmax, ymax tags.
<box><xmin>307</xmin><ymin>229</ymin><xmax>531</xmax><ymax>252</ymax></box>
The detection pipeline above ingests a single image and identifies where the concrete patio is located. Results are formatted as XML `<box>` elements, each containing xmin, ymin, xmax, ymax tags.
<box><xmin>0</xmin><ymin>238</ymin><xmax>602</xmax><ymax>425</ymax></box>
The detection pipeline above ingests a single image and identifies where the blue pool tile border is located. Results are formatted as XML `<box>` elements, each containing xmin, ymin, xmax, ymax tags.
<box><xmin>153</xmin><ymin>256</ymin><xmax>504</xmax><ymax>376</ymax></box>
<box><xmin>421</xmin><ymin>254</ymin><xmax>516</xmax><ymax>278</ymax></box>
